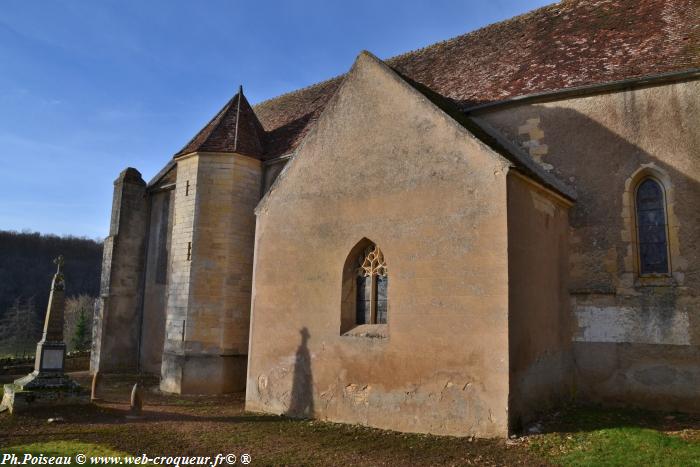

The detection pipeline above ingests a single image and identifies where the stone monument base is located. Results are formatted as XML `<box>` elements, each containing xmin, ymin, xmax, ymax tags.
<box><xmin>0</xmin><ymin>371</ymin><xmax>88</xmax><ymax>414</ymax></box>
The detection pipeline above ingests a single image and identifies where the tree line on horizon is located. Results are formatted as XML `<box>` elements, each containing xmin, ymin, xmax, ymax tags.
<box><xmin>0</xmin><ymin>230</ymin><xmax>103</xmax><ymax>356</ymax></box>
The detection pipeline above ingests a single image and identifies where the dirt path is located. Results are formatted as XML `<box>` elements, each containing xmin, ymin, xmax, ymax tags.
<box><xmin>0</xmin><ymin>372</ymin><xmax>543</xmax><ymax>466</ymax></box>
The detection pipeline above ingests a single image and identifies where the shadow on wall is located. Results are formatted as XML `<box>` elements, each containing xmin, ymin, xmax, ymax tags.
<box><xmin>502</xmin><ymin>104</ymin><xmax>699</xmax><ymax>296</ymax></box>
<box><xmin>486</xmin><ymin>100</ymin><xmax>700</xmax><ymax>409</ymax></box>
<box><xmin>287</xmin><ymin>327</ymin><xmax>314</xmax><ymax>418</ymax></box>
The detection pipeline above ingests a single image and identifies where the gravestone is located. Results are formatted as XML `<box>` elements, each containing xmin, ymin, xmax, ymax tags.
<box><xmin>90</xmin><ymin>371</ymin><xmax>102</xmax><ymax>402</ymax></box>
<box><xmin>130</xmin><ymin>383</ymin><xmax>143</xmax><ymax>414</ymax></box>
<box><xmin>125</xmin><ymin>382</ymin><xmax>144</xmax><ymax>419</ymax></box>
<box><xmin>0</xmin><ymin>256</ymin><xmax>88</xmax><ymax>413</ymax></box>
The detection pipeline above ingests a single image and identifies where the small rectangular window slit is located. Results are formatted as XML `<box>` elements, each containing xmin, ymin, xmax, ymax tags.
<box><xmin>185</xmin><ymin>180</ymin><xmax>190</xmax><ymax>196</ymax></box>
<box><xmin>186</xmin><ymin>242</ymin><xmax>192</xmax><ymax>261</ymax></box>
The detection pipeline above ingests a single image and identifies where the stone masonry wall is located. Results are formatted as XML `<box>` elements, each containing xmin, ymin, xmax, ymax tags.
<box><xmin>140</xmin><ymin>188</ymin><xmax>174</xmax><ymax>374</ymax></box>
<box><xmin>161</xmin><ymin>152</ymin><xmax>261</xmax><ymax>394</ymax></box>
<box><xmin>479</xmin><ymin>78</ymin><xmax>700</xmax><ymax>411</ymax></box>
<box><xmin>91</xmin><ymin>168</ymin><xmax>148</xmax><ymax>373</ymax></box>
<box><xmin>160</xmin><ymin>155</ymin><xmax>198</xmax><ymax>392</ymax></box>
<box><xmin>188</xmin><ymin>153</ymin><xmax>260</xmax><ymax>357</ymax></box>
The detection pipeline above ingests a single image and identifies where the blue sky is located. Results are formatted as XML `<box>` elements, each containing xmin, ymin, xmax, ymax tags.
<box><xmin>0</xmin><ymin>0</ymin><xmax>551</xmax><ymax>239</ymax></box>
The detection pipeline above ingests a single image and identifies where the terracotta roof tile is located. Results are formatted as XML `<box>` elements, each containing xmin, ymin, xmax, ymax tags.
<box><xmin>385</xmin><ymin>0</ymin><xmax>699</xmax><ymax>110</ymax></box>
<box><xmin>180</xmin><ymin>0</ymin><xmax>699</xmax><ymax>161</ymax></box>
<box><xmin>175</xmin><ymin>87</ymin><xmax>265</xmax><ymax>158</ymax></box>
<box><xmin>254</xmin><ymin>77</ymin><xmax>344</xmax><ymax>161</ymax></box>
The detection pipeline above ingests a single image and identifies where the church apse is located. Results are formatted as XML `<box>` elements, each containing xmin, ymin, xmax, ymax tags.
<box><xmin>93</xmin><ymin>87</ymin><xmax>266</xmax><ymax>395</ymax></box>
<box><xmin>160</xmin><ymin>151</ymin><xmax>262</xmax><ymax>394</ymax></box>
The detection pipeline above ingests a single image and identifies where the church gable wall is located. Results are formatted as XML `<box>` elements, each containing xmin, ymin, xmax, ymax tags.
<box><xmin>247</xmin><ymin>53</ymin><xmax>512</xmax><ymax>437</ymax></box>
<box><xmin>480</xmin><ymin>78</ymin><xmax>700</xmax><ymax>411</ymax></box>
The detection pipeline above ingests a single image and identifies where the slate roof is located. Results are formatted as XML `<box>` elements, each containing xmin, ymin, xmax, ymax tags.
<box><xmin>177</xmin><ymin>0</ymin><xmax>699</xmax><ymax>161</ymax></box>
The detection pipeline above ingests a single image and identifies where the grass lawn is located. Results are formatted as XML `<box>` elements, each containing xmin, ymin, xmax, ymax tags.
<box><xmin>1</xmin><ymin>373</ymin><xmax>700</xmax><ymax>466</ymax></box>
<box><xmin>530</xmin><ymin>406</ymin><xmax>700</xmax><ymax>466</ymax></box>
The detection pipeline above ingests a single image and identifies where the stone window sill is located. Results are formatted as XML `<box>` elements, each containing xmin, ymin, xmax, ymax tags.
<box><xmin>342</xmin><ymin>324</ymin><xmax>388</xmax><ymax>339</ymax></box>
<box><xmin>635</xmin><ymin>275</ymin><xmax>677</xmax><ymax>288</ymax></box>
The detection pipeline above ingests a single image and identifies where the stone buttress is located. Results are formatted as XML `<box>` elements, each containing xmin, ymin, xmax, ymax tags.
<box><xmin>92</xmin><ymin>89</ymin><xmax>265</xmax><ymax>395</ymax></box>
<box><xmin>91</xmin><ymin>168</ymin><xmax>148</xmax><ymax>373</ymax></box>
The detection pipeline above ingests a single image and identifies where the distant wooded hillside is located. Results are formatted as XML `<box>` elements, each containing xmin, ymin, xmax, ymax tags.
<box><xmin>0</xmin><ymin>230</ymin><xmax>103</xmax><ymax>354</ymax></box>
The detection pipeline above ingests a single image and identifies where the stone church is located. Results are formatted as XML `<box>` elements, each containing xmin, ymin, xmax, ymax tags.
<box><xmin>91</xmin><ymin>0</ymin><xmax>699</xmax><ymax>437</ymax></box>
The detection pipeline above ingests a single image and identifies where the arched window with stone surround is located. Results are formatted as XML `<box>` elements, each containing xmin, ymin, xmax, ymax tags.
<box><xmin>635</xmin><ymin>177</ymin><xmax>670</xmax><ymax>275</ymax></box>
<box><xmin>340</xmin><ymin>239</ymin><xmax>388</xmax><ymax>335</ymax></box>
<box><xmin>356</xmin><ymin>245</ymin><xmax>388</xmax><ymax>325</ymax></box>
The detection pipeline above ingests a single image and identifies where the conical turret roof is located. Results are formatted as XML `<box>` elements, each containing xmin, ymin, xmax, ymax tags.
<box><xmin>175</xmin><ymin>86</ymin><xmax>265</xmax><ymax>158</ymax></box>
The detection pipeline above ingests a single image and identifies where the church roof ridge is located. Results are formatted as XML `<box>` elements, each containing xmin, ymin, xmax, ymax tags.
<box><xmin>252</xmin><ymin>74</ymin><xmax>346</xmax><ymax>111</ymax></box>
<box><xmin>174</xmin><ymin>0</ymin><xmax>698</xmax><ymax>162</ymax></box>
<box><xmin>250</xmin><ymin>0</ymin><xmax>699</xmax><ymax>159</ymax></box>
<box><xmin>383</xmin><ymin>1</ymin><xmax>559</xmax><ymax>65</ymax></box>
<box><xmin>252</xmin><ymin>2</ymin><xmax>561</xmax><ymax>112</ymax></box>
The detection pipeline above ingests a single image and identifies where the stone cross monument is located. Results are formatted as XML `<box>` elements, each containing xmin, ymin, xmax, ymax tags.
<box><xmin>33</xmin><ymin>255</ymin><xmax>68</xmax><ymax>379</ymax></box>
<box><xmin>0</xmin><ymin>256</ymin><xmax>87</xmax><ymax>413</ymax></box>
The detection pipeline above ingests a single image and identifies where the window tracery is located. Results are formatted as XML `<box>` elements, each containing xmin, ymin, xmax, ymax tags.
<box><xmin>355</xmin><ymin>245</ymin><xmax>388</xmax><ymax>325</ymax></box>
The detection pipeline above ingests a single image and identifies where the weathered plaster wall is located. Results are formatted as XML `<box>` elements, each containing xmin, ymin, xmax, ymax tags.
<box><xmin>247</xmin><ymin>52</ymin><xmax>512</xmax><ymax>437</ymax></box>
<box><xmin>91</xmin><ymin>168</ymin><xmax>148</xmax><ymax>373</ymax></box>
<box><xmin>480</xmin><ymin>78</ymin><xmax>700</xmax><ymax>410</ymax></box>
<box><xmin>506</xmin><ymin>173</ymin><xmax>573</xmax><ymax>429</ymax></box>
<box><xmin>161</xmin><ymin>152</ymin><xmax>261</xmax><ymax>394</ymax></box>
<box><xmin>140</xmin><ymin>189</ymin><xmax>174</xmax><ymax>374</ymax></box>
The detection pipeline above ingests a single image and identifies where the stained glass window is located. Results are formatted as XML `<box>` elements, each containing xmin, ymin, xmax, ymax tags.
<box><xmin>356</xmin><ymin>275</ymin><xmax>371</xmax><ymax>324</ymax></box>
<box><xmin>376</xmin><ymin>275</ymin><xmax>388</xmax><ymax>324</ymax></box>
<box><xmin>356</xmin><ymin>245</ymin><xmax>388</xmax><ymax>325</ymax></box>
<box><xmin>636</xmin><ymin>178</ymin><xmax>669</xmax><ymax>274</ymax></box>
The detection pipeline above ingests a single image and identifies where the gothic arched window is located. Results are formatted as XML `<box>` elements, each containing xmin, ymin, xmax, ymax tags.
<box><xmin>355</xmin><ymin>245</ymin><xmax>388</xmax><ymax>325</ymax></box>
<box><xmin>635</xmin><ymin>178</ymin><xmax>670</xmax><ymax>275</ymax></box>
